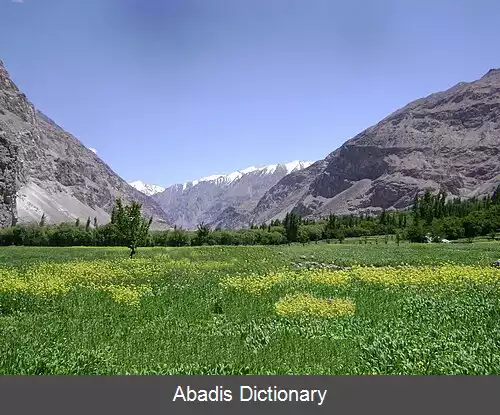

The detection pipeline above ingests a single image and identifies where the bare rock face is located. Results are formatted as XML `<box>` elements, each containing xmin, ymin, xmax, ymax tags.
<box><xmin>209</xmin><ymin>206</ymin><xmax>252</xmax><ymax>230</ymax></box>
<box><xmin>252</xmin><ymin>69</ymin><xmax>500</xmax><ymax>223</ymax></box>
<box><xmin>0</xmin><ymin>136</ymin><xmax>20</xmax><ymax>226</ymax></box>
<box><xmin>0</xmin><ymin>60</ymin><xmax>169</xmax><ymax>227</ymax></box>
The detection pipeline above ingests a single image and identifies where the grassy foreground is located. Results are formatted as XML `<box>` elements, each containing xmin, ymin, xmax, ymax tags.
<box><xmin>1</xmin><ymin>242</ymin><xmax>500</xmax><ymax>375</ymax></box>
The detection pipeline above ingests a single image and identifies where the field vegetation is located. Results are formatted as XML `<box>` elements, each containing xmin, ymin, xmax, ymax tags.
<box><xmin>1</xmin><ymin>242</ymin><xmax>500</xmax><ymax>375</ymax></box>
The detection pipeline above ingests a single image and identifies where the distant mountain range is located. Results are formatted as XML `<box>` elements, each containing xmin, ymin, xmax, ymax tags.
<box><xmin>132</xmin><ymin>161</ymin><xmax>312</xmax><ymax>229</ymax></box>
<box><xmin>1</xmin><ymin>55</ymin><xmax>499</xmax><ymax>230</ymax></box>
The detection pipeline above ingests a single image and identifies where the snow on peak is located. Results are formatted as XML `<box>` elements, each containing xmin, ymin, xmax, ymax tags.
<box><xmin>183</xmin><ymin>174</ymin><xmax>228</xmax><ymax>189</ymax></box>
<box><xmin>226</xmin><ymin>171</ymin><xmax>243</xmax><ymax>182</ymax></box>
<box><xmin>283</xmin><ymin>160</ymin><xmax>313</xmax><ymax>173</ymax></box>
<box><xmin>199</xmin><ymin>174</ymin><xmax>225</xmax><ymax>182</ymax></box>
<box><xmin>132</xmin><ymin>161</ymin><xmax>313</xmax><ymax>195</ymax></box>
<box><xmin>262</xmin><ymin>164</ymin><xmax>278</xmax><ymax>174</ymax></box>
<box><xmin>180</xmin><ymin>160</ymin><xmax>313</xmax><ymax>190</ymax></box>
<box><xmin>129</xmin><ymin>180</ymin><xmax>165</xmax><ymax>196</ymax></box>
<box><xmin>239</xmin><ymin>166</ymin><xmax>259</xmax><ymax>174</ymax></box>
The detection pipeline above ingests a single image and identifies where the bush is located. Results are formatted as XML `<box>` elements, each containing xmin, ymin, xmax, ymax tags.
<box><xmin>407</xmin><ymin>223</ymin><xmax>427</xmax><ymax>243</ymax></box>
<box><xmin>437</xmin><ymin>217</ymin><xmax>464</xmax><ymax>240</ymax></box>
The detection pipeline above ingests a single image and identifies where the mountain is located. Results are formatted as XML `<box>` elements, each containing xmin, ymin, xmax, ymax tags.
<box><xmin>129</xmin><ymin>180</ymin><xmax>165</xmax><ymax>196</ymax></box>
<box><xmin>152</xmin><ymin>161</ymin><xmax>312</xmax><ymax>229</ymax></box>
<box><xmin>250</xmin><ymin>69</ymin><xmax>500</xmax><ymax>224</ymax></box>
<box><xmin>0</xmin><ymin>59</ymin><xmax>169</xmax><ymax>228</ymax></box>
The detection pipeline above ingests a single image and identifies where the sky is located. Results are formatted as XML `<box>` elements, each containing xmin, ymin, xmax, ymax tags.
<box><xmin>1</xmin><ymin>0</ymin><xmax>500</xmax><ymax>187</ymax></box>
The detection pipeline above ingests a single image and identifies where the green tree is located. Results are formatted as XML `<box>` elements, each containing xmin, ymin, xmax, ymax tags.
<box><xmin>463</xmin><ymin>214</ymin><xmax>482</xmax><ymax>243</ymax></box>
<box><xmin>297</xmin><ymin>226</ymin><xmax>309</xmax><ymax>245</ymax></box>
<box><xmin>283</xmin><ymin>212</ymin><xmax>301</xmax><ymax>243</ymax></box>
<box><xmin>412</xmin><ymin>194</ymin><xmax>420</xmax><ymax>223</ymax></box>
<box><xmin>111</xmin><ymin>198</ymin><xmax>153</xmax><ymax>258</ymax></box>
<box><xmin>439</xmin><ymin>217</ymin><xmax>464</xmax><ymax>240</ymax></box>
<box><xmin>422</xmin><ymin>189</ymin><xmax>434</xmax><ymax>225</ymax></box>
<box><xmin>396</xmin><ymin>232</ymin><xmax>401</xmax><ymax>246</ymax></box>
<box><xmin>379</xmin><ymin>209</ymin><xmax>387</xmax><ymax>226</ymax></box>
<box><xmin>168</xmin><ymin>227</ymin><xmax>190</xmax><ymax>247</ymax></box>
<box><xmin>195</xmin><ymin>222</ymin><xmax>211</xmax><ymax>246</ymax></box>
<box><xmin>306</xmin><ymin>225</ymin><xmax>323</xmax><ymax>244</ymax></box>
<box><xmin>85</xmin><ymin>217</ymin><xmax>91</xmax><ymax>232</ymax></box>
<box><xmin>492</xmin><ymin>185</ymin><xmax>500</xmax><ymax>205</ymax></box>
<box><xmin>75</xmin><ymin>218</ymin><xmax>80</xmax><ymax>227</ymax></box>
<box><xmin>335</xmin><ymin>228</ymin><xmax>345</xmax><ymax>244</ymax></box>
<box><xmin>39</xmin><ymin>213</ymin><xmax>46</xmax><ymax>227</ymax></box>
<box><xmin>407</xmin><ymin>222</ymin><xmax>427</xmax><ymax>243</ymax></box>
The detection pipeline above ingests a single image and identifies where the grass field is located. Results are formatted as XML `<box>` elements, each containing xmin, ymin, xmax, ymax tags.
<box><xmin>1</xmin><ymin>242</ymin><xmax>500</xmax><ymax>375</ymax></box>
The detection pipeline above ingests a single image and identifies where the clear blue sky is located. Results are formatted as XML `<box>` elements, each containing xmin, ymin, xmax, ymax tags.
<box><xmin>1</xmin><ymin>0</ymin><xmax>499</xmax><ymax>187</ymax></box>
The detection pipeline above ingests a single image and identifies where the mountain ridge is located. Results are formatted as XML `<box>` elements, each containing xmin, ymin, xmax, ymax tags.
<box><xmin>249</xmin><ymin>68</ymin><xmax>500</xmax><ymax>225</ymax></box>
<box><xmin>0</xmin><ymin>59</ymin><xmax>170</xmax><ymax>228</ymax></box>
<box><xmin>151</xmin><ymin>160</ymin><xmax>313</xmax><ymax>229</ymax></box>
<box><xmin>2</xmin><ymin>57</ymin><xmax>499</xmax><ymax>231</ymax></box>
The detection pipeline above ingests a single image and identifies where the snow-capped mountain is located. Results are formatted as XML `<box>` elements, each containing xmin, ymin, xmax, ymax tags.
<box><xmin>181</xmin><ymin>161</ymin><xmax>313</xmax><ymax>189</ymax></box>
<box><xmin>129</xmin><ymin>180</ymin><xmax>165</xmax><ymax>196</ymax></box>
<box><xmin>152</xmin><ymin>160</ymin><xmax>313</xmax><ymax>229</ymax></box>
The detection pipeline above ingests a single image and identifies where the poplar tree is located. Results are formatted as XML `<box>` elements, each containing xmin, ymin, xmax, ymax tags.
<box><xmin>283</xmin><ymin>212</ymin><xmax>300</xmax><ymax>243</ymax></box>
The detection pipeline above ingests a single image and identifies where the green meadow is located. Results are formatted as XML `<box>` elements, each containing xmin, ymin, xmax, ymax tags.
<box><xmin>1</xmin><ymin>242</ymin><xmax>500</xmax><ymax>375</ymax></box>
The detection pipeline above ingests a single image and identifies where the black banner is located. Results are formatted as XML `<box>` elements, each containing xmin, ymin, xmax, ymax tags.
<box><xmin>0</xmin><ymin>376</ymin><xmax>498</xmax><ymax>414</ymax></box>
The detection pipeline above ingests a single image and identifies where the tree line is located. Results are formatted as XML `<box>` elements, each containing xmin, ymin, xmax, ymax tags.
<box><xmin>0</xmin><ymin>186</ymin><xmax>499</xmax><ymax>250</ymax></box>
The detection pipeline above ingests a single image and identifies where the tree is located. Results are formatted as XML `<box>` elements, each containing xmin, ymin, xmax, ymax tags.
<box><xmin>412</xmin><ymin>194</ymin><xmax>420</xmax><ymax>223</ymax></box>
<box><xmin>335</xmin><ymin>228</ymin><xmax>345</xmax><ymax>244</ymax></box>
<box><xmin>168</xmin><ymin>227</ymin><xmax>190</xmax><ymax>247</ymax></box>
<box><xmin>379</xmin><ymin>209</ymin><xmax>387</xmax><ymax>226</ymax></box>
<box><xmin>326</xmin><ymin>213</ymin><xmax>337</xmax><ymax>230</ymax></box>
<box><xmin>195</xmin><ymin>222</ymin><xmax>211</xmax><ymax>246</ymax></box>
<box><xmin>111</xmin><ymin>198</ymin><xmax>153</xmax><ymax>258</ymax></box>
<box><xmin>439</xmin><ymin>217</ymin><xmax>464</xmax><ymax>240</ymax></box>
<box><xmin>422</xmin><ymin>189</ymin><xmax>434</xmax><ymax>225</ymax></box>
<box><xmin>93</xmin><ymin>217</ymin><xmax>98</xmax><ymax>228</ymax></box>
<box><xmin>492</xmin><ymin>184</ymin><xmax>500</xmax><ymax>205</ymax></box>
<box><xmin>39</xmin><ymin>213</ymin><xmax>46</xmax><ymax>227</ymax></box>
<box><xmin>407</xmin><ymin>222</ymin><xmax>427</xmax><ymax>243</ymax></box>
<box><xmin>306</xmin><ymin>225</ymin><xmax>323</xmax><ymax>244</ymax></box>
<box><xmin>213</xmin><ymin>230</ymin><xmax>235</xmax><ymax>246</ymax></box>
<box><xmin>297</xmin><ymin>226</ymin><xmax>309</xmax><ymax>246</ymax></box>
<box><xmin>75</xmin><ymin>218</ymin><xmax>80</xmax><ymax>228</ymax></box>
<box><xmin>463</xmin><ymin>214</ymin><xmax>482</xmax><ymax>243</ymax></box>
<box><xmin>85</xmin><ymin>217</ymin><xmax>91</xmax><ymax>232</ymax></box>
<box><xmin>283</xmin><ymin>212</ymin><xmax>300</xmax><ymax>243</ymax></box>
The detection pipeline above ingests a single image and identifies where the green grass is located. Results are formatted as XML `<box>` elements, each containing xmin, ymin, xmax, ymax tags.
<box><xmin>275</xmin><ymin>241</ymin><xmax>500</xmax><ymax>266</ymax></box>
<box><xmin>1</xmin><ymin>242</ymin><xmax>500</xmax><ymax>375</ymax></box>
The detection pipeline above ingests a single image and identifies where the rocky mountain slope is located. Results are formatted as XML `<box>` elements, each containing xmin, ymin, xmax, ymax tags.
<box><xmin>151</xmin><ymin>161</ymin><xmax>312</xmax><ymax>229</ymax></box>
<box><xmin>0</xmin><ymin>59</ymin><xmax>169</xmax><ymax>228</ymax></box>
<box><xmin>251</xmin><ymin>69</ymin><xmax>500</xmax><ymax>224</ymax></box>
